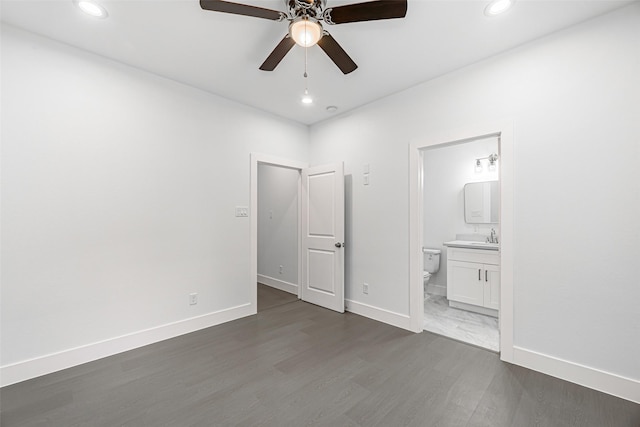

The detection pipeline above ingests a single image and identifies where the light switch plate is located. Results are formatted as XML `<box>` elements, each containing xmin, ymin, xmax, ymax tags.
<box><xmin>235</xmin><ymin>206</ymin><xmax>249</xmax><ymax>217</ymax></box>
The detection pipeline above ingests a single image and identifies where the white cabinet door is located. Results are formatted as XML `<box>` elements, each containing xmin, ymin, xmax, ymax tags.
<box><xmin>484</xmin><ymin>264</ymin><xmax>501</xmax><ymax>311</ymax></box>
<box><xmin>301</xmin><ymin>163</ymin><xmax>345</xmax><ymax>313</ymax></box>
<box><xmin>448</xmin><ymin>260</ymin><xmax>484</xmax><ymax>307</ymax></box>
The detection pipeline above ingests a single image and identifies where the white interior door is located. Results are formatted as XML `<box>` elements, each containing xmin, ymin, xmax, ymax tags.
<box><xmin>301</xmin><ymin>163</ymin><xmax>345</xmax><ymax>313</ymax></box>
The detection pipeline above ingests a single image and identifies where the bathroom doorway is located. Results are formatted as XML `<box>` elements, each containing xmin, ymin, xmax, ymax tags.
<box><xmin>408</xmin><ymin>123</ymin><xmax>514</xmax><ymax>362</ymax></box>
<box><xmin>421</xmin><ymin>136</ymin><xmax>500</xmax><ymax>351</ymax></box>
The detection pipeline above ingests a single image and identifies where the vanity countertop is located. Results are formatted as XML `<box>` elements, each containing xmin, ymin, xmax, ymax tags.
<box><xmin>443</xmin><ymin>240</ymin><xmax>499</xmax><ymax>251</ymax></box>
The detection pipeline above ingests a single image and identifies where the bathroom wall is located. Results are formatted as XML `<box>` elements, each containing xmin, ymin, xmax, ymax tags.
<box><xmin>309</xmin><ymin>3</ymin><xmax>640</xmax><ymax>394</ymax></box>
<box><xmin>423</xmin><ymin>137</ymin><xmax>499</xmax><ymax>295</ymax></box>
<box><xmin>257</xmin><ymin>164</ymin><xmax>299</xmax><ymax>293</ymax></box>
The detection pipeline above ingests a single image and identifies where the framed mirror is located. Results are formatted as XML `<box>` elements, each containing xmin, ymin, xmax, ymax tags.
<box><xmin>464</xmin><ymin>181</ymin><xmax>499</xmax><ymax>224</ymax></box>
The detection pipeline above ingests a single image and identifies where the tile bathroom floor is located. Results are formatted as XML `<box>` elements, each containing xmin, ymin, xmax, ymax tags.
<box><xmin>423</xmin><ymin>294</ymin><xmax>499</xmax><ymax>352</ymax></box>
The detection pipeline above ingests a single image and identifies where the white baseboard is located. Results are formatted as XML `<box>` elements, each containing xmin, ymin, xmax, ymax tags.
<box><xmin>345</xmin><ymin>299</ymin><xmax>412</xmax><ymax>332</ymax></box>
<box><xmin>0</xmin><ymin>303</ymin><xmax>254</xmax><ymax>388</ymax></box>
<box><xmin>513</xmin><ymin>346</ymin><xmax>640</xmax><ymax>404</ymax></box>
<box><xmin>449</xmin><ymin>300</ymin><xmax>498</xmax><ymax>318</ymax></box>
<box><xmin>258</xmin><ymin>274</ymin><xmax>298</xmax><ymax>295</ymax></box>
<box><xmin>426</xmin><ymin>284</ymin><xmax>446</xmax><ymax>297</ymax></box>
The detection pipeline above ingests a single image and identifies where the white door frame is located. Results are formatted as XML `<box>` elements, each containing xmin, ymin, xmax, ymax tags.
<box><xmin>250</xmin><ymin>153</ymin><xmax>308</xmax><ymax>313</ymax></box>
<box><xmin>408</xmin><ymin>122</ymin><xmax>514</xmax><ymax>363</ymax></box>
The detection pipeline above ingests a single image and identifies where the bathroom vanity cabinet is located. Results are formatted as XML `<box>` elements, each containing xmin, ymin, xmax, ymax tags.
<box><xmin>444</xmin><ymin>242</ymin><xmax>500</xmax><ymax>317</ymax></box>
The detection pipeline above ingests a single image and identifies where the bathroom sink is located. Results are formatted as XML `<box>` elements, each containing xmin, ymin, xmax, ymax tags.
<box><xmin>469</xmin><ymin>242</ymin><xmax>499</xmax><ymax>248</ymax></box>
<box><xmin>443</xmin><ymin>240</ymin><xmax>499</xmax><ymax>251</ymax></box>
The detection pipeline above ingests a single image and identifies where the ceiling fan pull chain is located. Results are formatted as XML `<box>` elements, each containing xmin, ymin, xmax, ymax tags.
<box><xmin>304</xmin><ymin>20</ymin><xmax>309</xmax><ymax>81</ymax></box>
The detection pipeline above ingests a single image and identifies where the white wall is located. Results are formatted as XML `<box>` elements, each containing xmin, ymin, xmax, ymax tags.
<box><xmin>309</xmin><ymin>3</ymin><xmax>640</xmax><ymax>390</ymax></box>
<box><xmin>0</xmin><ymin>25</ymin><xmax>308</xmax><ymax>383</ymax></box>
<box><xmin>257</xmin><ymin>164</ymin><xmax>299</xmax><ymax>291</ymax></box>
<box><xmin>423</xmin><ymin>137</ymin><xmax>499</xmax><ymax>292</ymax></box>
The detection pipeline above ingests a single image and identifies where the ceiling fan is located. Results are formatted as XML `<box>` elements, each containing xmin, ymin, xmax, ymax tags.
<box><xmin>199</xmin><ymin>0</ymin><xmax>408</xmax><ymax>74</ymax></box>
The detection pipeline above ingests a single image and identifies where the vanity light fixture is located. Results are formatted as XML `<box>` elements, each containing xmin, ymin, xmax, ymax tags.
<box><xmin>475</xmin><ymin>153</ymin><xmax>499</xmax><ymax>173</ymax></box>
<box><xmin>74</xmin><ymin>0</ymin><xmax>108</xmax><ymax>18</ymax></box>
<box><xmin>488</xmin><ymin>153</ymin><xmax>498</xmax><ymax>171</ymax></box>
<box><xmin>484</xmin><ymin>0</ymin><xmax>514</xmax><ymax>16</ymax></box>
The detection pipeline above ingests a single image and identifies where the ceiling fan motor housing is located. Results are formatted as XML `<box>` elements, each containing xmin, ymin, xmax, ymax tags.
<box><xmin>287</xmin><ymin>0</ymin><xmax>326</xmax><ymax>19</ymax></box>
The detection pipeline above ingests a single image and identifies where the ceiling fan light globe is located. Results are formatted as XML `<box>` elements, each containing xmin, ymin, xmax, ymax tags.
<box><xmin>289</xmin><ymin>19</ymin><xmax>322</xmax><ymax>47</ymax></box>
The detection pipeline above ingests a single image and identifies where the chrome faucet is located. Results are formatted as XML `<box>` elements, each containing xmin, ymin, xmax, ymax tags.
<box><xmin>487</xmin><ymin>228</ymin><xmax>499</xmax><ymax>244</ymax></box>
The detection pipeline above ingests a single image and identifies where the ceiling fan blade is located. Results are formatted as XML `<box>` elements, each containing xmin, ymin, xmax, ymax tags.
<box><xmin>317</xmin><ymin>33</ymin><xmax>358</xmax><ymax>75</ymax></box>
<box><xmin>259</xmin><ymin>35</ymin><xmax>296</xmax><ymax>71</ymax></box>
<box><xmin>324</xmin><ymin>0</ymin><xmax>407</xmax><ymax>25</ymax></box>
<box><xmin>200</xmin><ymin>0</ymin><xmax>285</xmax><ymax>21</ymax></box>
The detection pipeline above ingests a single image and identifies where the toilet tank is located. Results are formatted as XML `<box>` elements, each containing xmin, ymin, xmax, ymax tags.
<box><xmin>423</xmin><ymin>248</ymin><xmax>441</xmax><ymax>274</ymax></box>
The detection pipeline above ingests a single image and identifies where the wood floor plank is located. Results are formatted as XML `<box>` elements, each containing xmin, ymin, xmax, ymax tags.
<box><xmin>257</xmin><ymin>283</ymin><xmax>298</xmax><ymax>312</ymax></box>
<box><xmin>465</xmin><ymin>363</ymin><xmax>530</xmax><ymax>426</ymax></box>
<box><xmin>2</xmin><ymin>297</ymin><xmax>639</xmax><ymax>427</ymax></box>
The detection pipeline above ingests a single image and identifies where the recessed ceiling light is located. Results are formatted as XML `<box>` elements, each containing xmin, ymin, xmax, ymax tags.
<box><xmin>301</xmin><ymin>89</ymin><xmax>313</xmax><ymax>105</ymax></box>
<box><xmin>74</xmin><ymin>0</ymin><xmax>108</xmax><ymax>19</ymax></box>
<box><xmin>484</xmin><ymin>0</ymin><xmax>514</xmax><ymax>16</ymax></box>
<box><xmin>326</xmin><ymin>106</ymin><xmax>338</xmax><ymax>113</ymax></box>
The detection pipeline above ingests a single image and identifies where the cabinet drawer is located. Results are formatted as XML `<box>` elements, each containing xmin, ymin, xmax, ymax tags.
<box><xmin>447</xmin><ymin>247</ymin><xmax>499</xmax><ymax>265</ymax></box>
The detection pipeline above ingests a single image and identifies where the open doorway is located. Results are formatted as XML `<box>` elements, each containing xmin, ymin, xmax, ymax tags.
<box><xmin>256</xmin><ymin>162</ymin><xmax>301</xmax><ymax>312</ymax></box>
<box><xmin>250</xmin><ymin>153</ymin><xmax>346</xmax><ymax>316</ymax></box>
<box><xmin>409</xmin><ymin>122</ymin><xmax>514</xmax><ymax>363</ymax></box>
<box><xmin>422</xmin><ymin>136</ymin><xmax>500</xmax><ymax>351</ymax></box>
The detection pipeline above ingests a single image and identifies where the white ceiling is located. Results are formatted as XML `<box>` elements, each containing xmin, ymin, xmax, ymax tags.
<box><xmin>1</xmin><ymin>0</ymin><xmax>633</xmax><ymax>125</ymax></box>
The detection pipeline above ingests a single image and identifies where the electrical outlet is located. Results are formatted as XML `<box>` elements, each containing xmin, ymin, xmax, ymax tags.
<box><xmin>279</xmin><ymin>265</ymin><xmax>283</xmax><ymax>274</ymax></box>
<box><xmin>235</xmin><ymin>206</ymin><xmax>249</xmax><ymax>217</ymax></box>
<box><xmin>363</xmin><ymin>283</ymin><xmax>369</xmax><ymax>294</ymax></box>
<box><xmin>189</xmin><ymin>293</ymin><xmax>198</xmax><ymax>305</ymax></box>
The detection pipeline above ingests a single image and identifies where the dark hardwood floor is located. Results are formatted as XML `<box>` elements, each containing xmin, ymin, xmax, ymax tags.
<box><xmin>1</xmin><ymin>294</ymin><xmax>638</xmax><ymax>426</ymax></box>
<box><xmin>257</xmin><ymin>283</ymin><xmax>298</xmax><ymax>312</ymax></box>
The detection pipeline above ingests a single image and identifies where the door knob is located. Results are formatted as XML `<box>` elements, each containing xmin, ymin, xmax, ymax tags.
<box><xmin>335</xmin><ymin>242</ymin><xmax>342</xmax><ymax>248</ymax></box>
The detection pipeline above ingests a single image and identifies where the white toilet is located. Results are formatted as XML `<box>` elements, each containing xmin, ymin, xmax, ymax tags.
<box><xmin>423</xmin><ymin>248</ymin><xmax>441</xmax><ymax>292</ymax></box>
